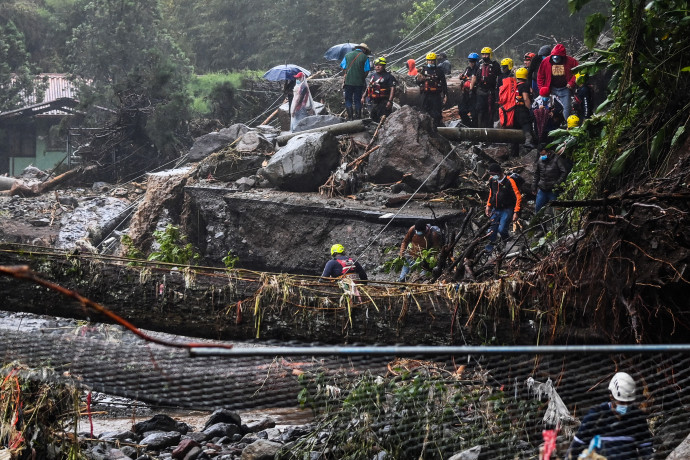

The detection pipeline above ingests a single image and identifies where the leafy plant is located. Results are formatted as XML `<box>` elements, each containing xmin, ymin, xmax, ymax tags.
<box><xmin>147</xmin><ymin>224</ymin><xmax>200</xmax><ymax>265</ymax></box>
<box><xmin>120</xmin><ymin>234</ymin><xmax>145</xmax><ymax>261</ymax></box>
<box><xmin>222</xmin><ymin>250</ymin><xmax>240</xmax><ymax>269</ymax></box>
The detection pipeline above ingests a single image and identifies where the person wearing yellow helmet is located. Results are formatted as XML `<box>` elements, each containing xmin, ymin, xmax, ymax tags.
<box><xmin>573</xmin><ymin>73</ymin><xmax>593</xmax><ymax>119</ymax></box>
<box><xmin>362</xmin><ymin>57</ymin><xmax>398</xmax><ymax>122</ymax></box>
<box><xmin>475</xmin><ymin>46</ymin><xmax>500</xmax><ymax>128</ymax></box>
<box><xmin>514</xmin><ymin>67</ymin><xmax>536</xmax><ymax>150</ymax></box>
<box><xmin>341</xmin><ymin>42</ymin><xmax>372</xmax><ymax>120</ymax></box>
<box><xmin>497</xmin><ymin>57</ymin><xmax>514</xmax><ymax>92</ymax></box>
<box><xmin>321</xmin><ymin>244</ymin><xmax>368</xmax><ymax>281</ymax></box>
<box><xmin>416</xmin><ymin>52</ymin><xmax>448</xmax><ymax>128</ymax></box>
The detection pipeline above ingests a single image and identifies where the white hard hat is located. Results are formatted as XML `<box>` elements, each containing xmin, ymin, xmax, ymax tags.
<box><xmin>608</xmin><ymin>372</ymin><xmax>636</xmax><ymax>402</ymax></box>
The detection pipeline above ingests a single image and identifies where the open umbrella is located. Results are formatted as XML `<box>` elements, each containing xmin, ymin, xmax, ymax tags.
<box><xmin>262</xmin><ymin>64</ymin><xmax>311</xmax><ymax>81</ymax></box>
<box><xmin>324</xmin><ymin>42</ymin><xmax>357</xmax><ymax>61</ymax></box>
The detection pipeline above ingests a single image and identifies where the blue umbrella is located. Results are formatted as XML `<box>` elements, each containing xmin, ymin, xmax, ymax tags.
<box><xmin>262</xmin><ymin>64</ymin><xmax>311</xmax><ymax>81</ymax></box>
<box><xmin>324</xmin><ymin>42</ymin><xmax>357</xmax><ymax>61</ymax></box>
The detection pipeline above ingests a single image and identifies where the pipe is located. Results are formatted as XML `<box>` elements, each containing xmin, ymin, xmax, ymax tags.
<box><xmin>438</xmin><ymin>127</ymin><xmax>526</xmax><ymax>144</ymax></box>
<box><xmin>276</xmin><ymin>119</ymin><xmax>368</xmax><ymax>146</ymax></box>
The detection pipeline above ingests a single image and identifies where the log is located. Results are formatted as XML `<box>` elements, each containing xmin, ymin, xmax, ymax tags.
<box><xmin>437</xmin><ymin>127</ymin><xmax>526</xmax><ymax>144</ymax></box>
<box><xmin>276</xmin><ymin>119</ymin><xmax>368</xmax><ymax>146</ymax></box>
<box><xmin>8</xmin><ymin>165</ymin><xmax>96</xmax><ymax>197</ymax></box>
<box><xmin>0</xmin><ymin>176</ymin><xmax>18</xmax><ymax>191</ymax></box>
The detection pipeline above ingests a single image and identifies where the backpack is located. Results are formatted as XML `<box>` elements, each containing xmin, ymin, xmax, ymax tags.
<box><xmin>508</xmin><ymin>172</ymin><xmax>525</xmax><ymax>189</ymax></box>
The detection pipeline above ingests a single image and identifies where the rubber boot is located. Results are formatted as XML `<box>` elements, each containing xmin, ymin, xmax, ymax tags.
<box><xmin>346</xmin><ymin>107</ymin><xmax>354</xmax><ymax>121</ymax></box>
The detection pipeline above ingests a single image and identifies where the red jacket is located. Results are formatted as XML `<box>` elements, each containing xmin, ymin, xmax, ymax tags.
<box><xmin>537</xmin><ymin>44</ymin><xmax>579</xmax><ymax>91</ymax></box>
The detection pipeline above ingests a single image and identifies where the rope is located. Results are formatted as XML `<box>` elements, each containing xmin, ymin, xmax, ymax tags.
<box><xmin>353</xmin><ymin>145</ymin><xmax>459</xmax><ymax>264</ymax></box>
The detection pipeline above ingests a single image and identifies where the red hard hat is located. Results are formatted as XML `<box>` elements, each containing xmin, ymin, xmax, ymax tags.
<box><xmin>463</xmin><ymin>80</ymin><xmax>471</xmax><ymax>90</ymax></box>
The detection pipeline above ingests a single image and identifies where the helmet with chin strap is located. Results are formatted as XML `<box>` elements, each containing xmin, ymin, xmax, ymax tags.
<box><xmin>331</xmin><ymin>244</ymin><xmax>345</xmax><ymax>256</ymax></box>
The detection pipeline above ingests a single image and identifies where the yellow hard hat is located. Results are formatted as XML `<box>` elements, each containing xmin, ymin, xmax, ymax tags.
<box><xmin>426</xmin><ymin>52</ymin><xmax>437</xmax><ymax>60</ymax></box>
<box><xmin>515</xmin><ymin>67</ymin><xmax>528</xmax><ymax>79</ymax></box>
<box><xmin>567</xmin><ymin>114</ymin><xmax>580</xmax><ymax>129</ymax></box>
<box><xmin>374</xmin><ymin>57</ymin><xmax>387</xmax><ymax>66</ymax></box>
<box><xmin>480</xmin><ymin>47</ymin><xmax>493</xmax><ymax>55</ymax></box>
<box><xmin>500</xmin><ymin>58</ymin><xmax>514</xmax><ymax>70</ymax></box>
<box><xmin>575</xmin><ymin>73</ymin><xmax>587</xmax><ymax>85</ymax></box>
<box><xmin>331</xmin><ymin>244</ymin><xmax>345</xmax><ymax>256</ymax></box>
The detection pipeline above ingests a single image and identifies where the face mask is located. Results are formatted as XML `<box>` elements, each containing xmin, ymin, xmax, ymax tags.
<box><xmin>483</xmin><ymin>57</ymin><xmax>490</xmax><ymax>63</ymax></box>
<box><xmin>540</xmin><ymin>155</ymin><xmax>548</xmax><ymax>161</ymax></box>
<box><xmin>552</xmin><ymin>56</ymin><xmax>562</xmax><ymax>64</ymax></box>
<box><xmin>415</xmin><ymin>230</ymin><xmax>424</xmax><ymax>236</ymax></box>
<box><xmin>615</xmin><ymin>404</ymin><xmax>629</xmax><ymax>415</ymax></box>
<box><xmin>491</xmin><ymin>175</ymin><xmax>499</xmax><ymax>180</ymax></box>
<box><xmin>541</xmin><ymin>97</ymin><xmax>549</xmax><ymax>104</ymax></box>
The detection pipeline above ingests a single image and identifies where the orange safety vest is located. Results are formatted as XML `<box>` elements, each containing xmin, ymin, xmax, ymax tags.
<box><xmin>498</xmin><ymin>77</ymin><xmax>517</xmax><ymax>128</ymax></box>
<box><xmin>367</xmin><ymin>75</ymin><xmax>391</xmax><ymax>100</ymax></box>
<box><xmin>336</xmin><ymin>257</ymin><xmax>360</xmax><ymax>280</ymax></box>
<box><xmin>419</xmin><ymin>67</ymin><xmax>441</xmax><ymax>93</ymax></box>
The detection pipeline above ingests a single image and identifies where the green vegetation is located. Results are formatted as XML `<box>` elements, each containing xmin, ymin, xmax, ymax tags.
<box><xmin>222</xmin><ymin>250</ymin><xmax>240</xmax><ymax>269</ymax></box>
<box><xmin>188</xmin><ymin>71</ymin><xmax>260</xmax><ymax>118</ymax></box>
<box><xmin>288</xmin><ymin>366</ymin><xmax>542</xmax><ymax>459</ymax></box>
<box><xmin>382</xmin><ymin>245</ymin><xmax>438</xmax><ymax>277</ymax></box>
<box><xmin>147</xmin><ymin>224</ymin><xmax>200</xmax><ymax>265</ymax></box>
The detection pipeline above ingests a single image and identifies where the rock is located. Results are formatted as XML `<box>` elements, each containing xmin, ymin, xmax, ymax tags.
<box><xmin>279</xmin><ymin>426</ymin><xmax>310</xmax><ymax>443</ymax></box>
<box><xmin>140</xmin><ymin>431</ymin><xmax>182</xmax><ymax>450</ymax></box>
<box><xmin>100</xmin><ymin>430</ymin><xmax>136</xmax><ymax>441</ymax></box>
<box><xmin>93</xmin><ymin>181</ymin><xmax>111</xmax><ymax>193</ymax></box>
<box><xmin>120</xmin><ymin>446</ymin><xmax>138</xmax><ymax>459</ymax></box>
<box><xmin>240</xmin><ymin>439</ymin><xmax>283</xmax><ymax>460</ymax></box>
<box><xmin>202</xmin><ymin>422</ymin><xmax>242</xmax><ymax>439</ymax></box>
<box><xmin>196</xmin><ymin>151</ymin><xmax>264</xmax><ymax>183</ymax></box>
<box><xmin>668</xmin><ymin>432</ymin><xmax>690</xmax><ymax>459</ymax></box>
<box><xmin>182</xmin><ymin>446</ymin><xmax>202</xmax><ymax>460</ymax></box>
<box><xmin>56</xmin><ymin>197</ymin><xmax>130</xmax><ymax>250</ymax></box>
<box><xmin>219</xmin><ymin>124</ymin><xmax>250</xmax><ymax>141</ymax></box>
<box><xmin>134</xmin><ymin>414</ymin><xmax>189</xmax><ymax>435</ymax></box>
<box><xmin>235</xmin><ymin>176</ymin><xmax>257</xmax><ymax>192</ymax></box>
<box><xmin>126</xmin><ymin>167</ymin><xmax>193</xmax><ymax>252</ymax></box>
<box><xmin>259</xmin><ymin>132</ymin><xmax>340</xmax><ymax>192</ymax></box>
<box><xmin>236</xmin><ymin>131</ymin><xmax>273</xmax><ymax>154</ymax></box>
<box><xmin>244</xmin><ymin>417</ymin><xmax>275</xmax><ymax>433</ymax></box>
<box><xmin>19</xmin><ymin>165</ymin><xmax>47</xmax><ymax>179</ymax></box>
<box><xmin>188</xmin><ymin>132</ymin><xmax>237</xmax><ymax>162</ymax></box>
<box><xmin>203</xmin><ymin>409</ymin><xmax>242</xmax><ymax>431</ymax></box>
<box><xmin>29</xmin><ymin>218</ymin><xmax>50</xmax><ymax>227</ymax></box>
<box><xmin>293</xmin><ymin>115</ymin><xmax>344</xmax><ymax>133</ymax></box>
<box><xmin>366</xmin><ymin>106</ymin><xmax>461</xmax><ymax>192</ymax></box>
<box><xmin>172</xmin><ymin>439</ymin><xmax>201</xmax><ymax>459</ymax></box>
<box><xmin>58</xmin><ymin>196</ymin><xmax>79</xmax><ymax>207</ymax></box>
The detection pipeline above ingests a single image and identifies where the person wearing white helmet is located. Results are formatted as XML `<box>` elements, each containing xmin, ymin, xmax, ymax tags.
<box><xmin>566</xmin><ymin>372</ymin><xmax>653</xmax><ymax>459</ymax></box>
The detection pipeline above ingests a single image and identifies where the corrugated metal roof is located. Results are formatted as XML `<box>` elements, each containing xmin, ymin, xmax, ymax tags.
<box><xmin>33</xmin><ymin>74</ymin><xmax>79</xmax><ymax>116</ymax></box>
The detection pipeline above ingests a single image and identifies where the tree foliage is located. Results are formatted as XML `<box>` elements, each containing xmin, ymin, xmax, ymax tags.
<box><xmin>0</xmin><ymin>19</ymin><xmax>39</xmax><ymax>112</ymax></box>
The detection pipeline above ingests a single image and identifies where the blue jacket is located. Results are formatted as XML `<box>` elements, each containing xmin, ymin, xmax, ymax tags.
<box><xmin>567</xmin><ymin>402</ymin><xmax>653</xmax><ymax>459</ymax></box>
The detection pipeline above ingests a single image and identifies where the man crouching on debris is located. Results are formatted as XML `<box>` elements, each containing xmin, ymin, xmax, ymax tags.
<box><xmin>321</xmin><ymin>244</ymin><xmax>368</xmax><ymax>281</ymax></box>
<box><xmin>485</xmin><ymin>163</ymin><xmax>521</xmax><ymax>253</ymax></box>
<box><xmin>398</xmin><ymin>219</ymin><xmax>443</xmax><ymax>282</ymax></box>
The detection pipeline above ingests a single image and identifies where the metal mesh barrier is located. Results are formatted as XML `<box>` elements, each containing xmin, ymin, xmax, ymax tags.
<box><xmin>1</xmin><ymin>313</ymin><xmax>688</xmax><ymax>459</ymax></box>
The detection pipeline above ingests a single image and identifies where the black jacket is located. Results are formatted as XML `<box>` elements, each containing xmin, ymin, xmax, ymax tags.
<box><xmin>533</xmin><ymin>154</ymin><xmax>569</xmax><ymax>193</ymax></box>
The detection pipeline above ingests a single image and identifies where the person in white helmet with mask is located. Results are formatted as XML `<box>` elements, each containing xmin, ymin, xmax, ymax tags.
<box><xmin>566</xmin><ymin>372</ymin><xmax>653</xmax><ymax>459</ymax></box>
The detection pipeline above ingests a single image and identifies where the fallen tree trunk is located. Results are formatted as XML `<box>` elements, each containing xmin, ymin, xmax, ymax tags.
<box><xmin>0</xmin><ymin>176</ymin><xmax>18</xmax><ymax>191</ymax></box>
<box><xmin>276</xmin><ymin>120</ymin><xmax>369</xmax><ymax>146</ymax></box>
<box><xmin>2</xmin><ymin>166</ymin><xmax>97</xmax><ymax>197</ymax></box>
<box><xmin>437</xmin><ymin>127</ymin><xmax>526</xmax><ymax>144</ymax></box>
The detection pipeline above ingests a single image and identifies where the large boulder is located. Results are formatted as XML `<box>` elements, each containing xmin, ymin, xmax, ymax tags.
<box><xmin>219</xmin><ymin>123</ymin><xmax>250</xmax><ymax>140</ymax></box>
<box><xmin>188</xmin><ymin>131</ymin><xmax>236</xmax><ymax>162</ymax></box>
<box><xmin>236</xmin><ymin>131</ymin><xmax>273</xmax><ymax>154</ymax></box>
<box><xmin>56</xmin><ymin>197</ymin><xmax>130</xmax><ymax>250</ymax></box>
<box><xmin>259</xmin><ymin>132</ymin><xmax>340</xmax><ymax>192</ymax></box>
<box><xmin>293</xmin><ymin>115</ymin><xmax>343</xmax><ymax>133</ymax></box>
<box><xmin>366</xmin><ymin>106</ymin><xmax>461</xmax><ymax>192</ymax></box>
<box><xmin>240</xmin><ymin>439</ymin><xmax>283</xmax><ymax>460</ymax></box>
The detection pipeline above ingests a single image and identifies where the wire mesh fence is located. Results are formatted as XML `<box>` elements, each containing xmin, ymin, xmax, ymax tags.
<box><xmin>1</xmin><ymin>314</ymin><xmax>688</xmax><ymax>459</ymax></box>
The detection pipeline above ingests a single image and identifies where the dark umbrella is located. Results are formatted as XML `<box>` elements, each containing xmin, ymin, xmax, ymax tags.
<box><xmin>324</xmin><ymin>42</ymin><xmax>357</xmax><ymax>61</ymax></box>
<box><xmin>262</xmin><ymin>64</ymin><xmax>311</xmax><ymax>81</ymax></box>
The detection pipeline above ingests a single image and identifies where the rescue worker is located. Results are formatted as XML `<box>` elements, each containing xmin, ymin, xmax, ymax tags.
<box><xmin>496</xmin><ymin>57</ymin><xmax>513</xmax><ymax>91</ymax></box>
<box><xmin>341</xmin><ymin>43</ymin><xmax>371</xmax><ymax>120</ymax></box>
<box><xmin>321</xmin><ymin>244</ymin><xmax>368</xmax><ymax>281</ymax></box>
<box><xmin>532</xmin><ymin>143</ymin><xmax>570</xmax><ymax>213</ymax></box>
<box><xmin>458</xmin><ymin>52</ymin><xmax>479</xmax><ymax>127</ymax></box>
<box><xmin>573</xmin><ymin>73</ymin><xmax>593</xmax><ymax>119</ymax></box>
<box><xmin>515</xmin><ymin>67</ymin><xmax>536</xmax><ymax>149</ymax></box>
<box><xmin>523</xmin><ymin>52</ymin><xmax>535</xmax><ymax>70</ymax></box>
<box><xmin>437</xmin><ymin>52</ymin><xmax>452</xmax><ymax>75</ymax></box>
<box><xmin>528</xmin><ymin>45</ymin><xmax>551</xmax><ymax>97</ymax></box>
<box><xmin>485</xmin><ymin>163</ymin><xmax>521</xmax><ymax>253</ymax></box>
<box><xmin>566</xmin><ymin>372</ymin><xmax>653</xmax><ymax>460</ymax></box>
<box><xmin>398</xmin><ymin>219</ymin><xmax>443</xmax><ymax>282</ymax></box>
<box><xmin>416</xmin><ymin>52</ymin><xmax>448</xmax><ymax>128</ymax></box>
<box><xmin>473</xmin><ymin>46</ymin><xmax>500</xmax><ymax>128</ymax></box>
<box><xmin>537</xmin><ymin>43</ymin><xmax>579</xmax><ymax>120</ymax></box>
<box><xmin>362</xmin><ymin>57</ymin><xmax>397</xmax><ymax>122</ymax></box>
